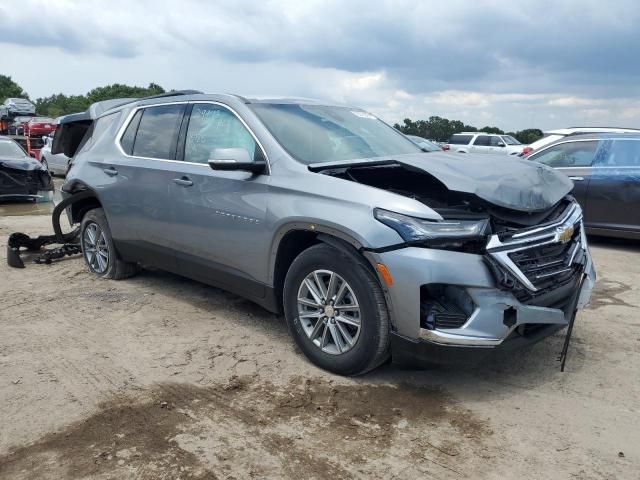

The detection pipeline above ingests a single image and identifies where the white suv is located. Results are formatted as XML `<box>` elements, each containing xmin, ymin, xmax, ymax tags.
<box><xmin>446</xmin><ymin>132</ymin><xmax>524</xmax><ymax>155</ymax></box>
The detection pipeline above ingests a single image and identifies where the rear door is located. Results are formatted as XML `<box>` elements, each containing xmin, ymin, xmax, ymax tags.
<box><xmin>168</xmin><ymin>101</ymin><xmax>272</xmax><ymax>299</ymax></box>
<box><xmin>527</xmin><ymin>139</ymin><xmax>599</xmax><ymax>211</ymax></box>
<box><xmin>583</xmin><ymin>138</ymin><xmax>640</xmax><ymax>235</ymax></box>
<box><xmin>97</xmin><ymin>103</ymin><xmax>188</xmax><ymax>269</ymax></box>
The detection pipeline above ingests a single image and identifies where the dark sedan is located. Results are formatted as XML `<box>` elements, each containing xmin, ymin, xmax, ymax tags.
<box><xmin>0</xmin><ymin>137</ymin><xmax>53</xmax><ymax>201</ymax></box>
<box><xmin>526</xmin><ymin>133</ymin><xmax>640</xmax><ymax>239</ymax></box>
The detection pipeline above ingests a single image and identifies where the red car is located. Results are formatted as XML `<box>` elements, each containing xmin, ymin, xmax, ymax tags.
<box><xmin>24</xmin><ymin>117</ymin><xmax>57</xmax><ymax>136</ymax></box>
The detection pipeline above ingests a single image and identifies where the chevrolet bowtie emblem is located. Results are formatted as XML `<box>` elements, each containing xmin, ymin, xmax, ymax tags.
<box><xmin>557</xmin><ymin>225</ymin><xmax>574</xmax><ymax>244</ymax></box>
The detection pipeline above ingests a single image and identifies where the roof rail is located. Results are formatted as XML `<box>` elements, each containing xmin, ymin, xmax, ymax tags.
<box><xmin>140</xmin><ymin>89</ymin><xmax>203</xmax><ymax>101</ymax></box>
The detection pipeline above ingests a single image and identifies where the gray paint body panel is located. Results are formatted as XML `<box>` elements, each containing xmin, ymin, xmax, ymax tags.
<box><xmin>62</xmin><ymin>93</ymin><xmax>594</xmax><ymax>348</ymax></box>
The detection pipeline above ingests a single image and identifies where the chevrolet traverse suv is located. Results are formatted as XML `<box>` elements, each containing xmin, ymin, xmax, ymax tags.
<box><xmin>57</xmin><ymin>92</ymin><xmax>595</xmax><ymax>375</ymax></box>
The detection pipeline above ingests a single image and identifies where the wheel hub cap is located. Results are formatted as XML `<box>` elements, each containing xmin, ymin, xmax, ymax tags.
<box><xmin>296</xmin><ymin>269</ymin><xmax>361</xmax><ymax>355</ymax></box>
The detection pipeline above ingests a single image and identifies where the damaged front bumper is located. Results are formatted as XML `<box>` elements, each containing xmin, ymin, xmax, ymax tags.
<box><xmin>0</xmin><ymin>163</ymin><xmax>53</xmax><ymax>201</ymax></box>
<box><xmin>365</xmin><ymin>210</ymin><xmax>595</xmax><ymax>364</ymax></box>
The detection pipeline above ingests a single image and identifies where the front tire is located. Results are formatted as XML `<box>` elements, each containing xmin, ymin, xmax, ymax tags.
<box><xmin>283</xmin><ymin>243</ymin><xmax>390</xmax><ymax>375</ymax></box>
<box><xmin>80</xmin><ymin>208</ymin><xmax>138</xmax><ymax>280</ymax></box>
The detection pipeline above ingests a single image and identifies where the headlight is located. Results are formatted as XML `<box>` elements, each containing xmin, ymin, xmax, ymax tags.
<box><xmin>374</xmin><ymin>209</ymin><xmax>489</xmax><ymax>242</ymax></box>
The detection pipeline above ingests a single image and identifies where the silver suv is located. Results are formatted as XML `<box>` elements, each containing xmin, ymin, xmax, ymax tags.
<box><xmin>57</xmin><ymin>92</ymin><xmax>595</xmax><ymax>375</ymax></box>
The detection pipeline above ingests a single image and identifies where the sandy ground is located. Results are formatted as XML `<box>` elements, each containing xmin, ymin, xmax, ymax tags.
<box><xmin>0</xmin><ymin>200</ymin><xmax>639</xmax><ymax>479</ymax></box>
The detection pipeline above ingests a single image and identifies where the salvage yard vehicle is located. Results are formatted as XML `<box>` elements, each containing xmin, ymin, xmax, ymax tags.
<box><xmin>2</xmin><ymin>97</ymin><xmax>36</xmax><ymax>116</ymax></box>
<box><xmin>55</xmin><ymin>92</ymin><xmax>595</xmax><ymax>375</ymax></box>
<box><xmin>24</xmin><ymin>117</ymin><xmax>57</xmax><ymax>137</ymax></box>
<box><xmin>40</xmin><ymin>133</ymin><xmax>70</xmax><ymax>176</ymax></box>
<box><xmin>0</xmin><ymin>136</ymin><xmax>53</xmax><ymax>201</ymax></box>
<box><xmin>446</xmin><ymin>132</ymin><xmax>525</xmax><ymax>155</ymax></box>
<box><xmin>527</xmin><ymin>132</ymin><xmax>640</xmax><ymax>240</ymax></box>
<box><xmin>521</xmin><ymin>127</ymin><xmax>640</xmax><ymax>156</ymax></box>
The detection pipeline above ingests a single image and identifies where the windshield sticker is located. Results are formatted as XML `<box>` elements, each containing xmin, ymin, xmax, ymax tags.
<box><xmin>351</xmin><ymin>110</ymin><xmax>376</xmax><ymax>119</ymax></box>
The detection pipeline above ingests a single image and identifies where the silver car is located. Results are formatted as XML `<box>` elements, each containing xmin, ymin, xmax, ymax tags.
<box><xmin>58</xmin><ymin>92</ymin><xmax>595</xmax><ymax>375</ymax></box>
<box><xmin>3</xmin><ymin>97</ymin><xmax>36</xmax><ymax>116</ymax></box>
<box><xmin>40</xmin><ymin>133</ymin><xmax>70</xmax><ymax>176</ymax></box>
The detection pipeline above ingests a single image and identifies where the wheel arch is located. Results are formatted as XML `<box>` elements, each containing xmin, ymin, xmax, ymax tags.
<box><xmin>269</xmin><ymin>223</ymin><xmax>380</xmax><ymax>313</ymax></box>
<box><xmin>63</xmin><ymin>182</ymin><xmax>104</xmax><ymax>224</ymax></box>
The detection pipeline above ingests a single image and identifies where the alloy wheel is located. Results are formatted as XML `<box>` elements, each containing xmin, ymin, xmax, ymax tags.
<box><xmin>83</xmin><ymin>222</ymin><xmax>109</xmax><ymax>273</ymax></box>
<box><xmin>296</xmin><ymin>269</ymin><xmax>361</xmax><ymax>355</ymax></box>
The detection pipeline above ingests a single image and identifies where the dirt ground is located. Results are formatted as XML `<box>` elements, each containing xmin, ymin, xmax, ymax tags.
<box><xmin>0</xmin><ymin>198</ymin><xmax>639</xmax><ymax>479</ymax></box>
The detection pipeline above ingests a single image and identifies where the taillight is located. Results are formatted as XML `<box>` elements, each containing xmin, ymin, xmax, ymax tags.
<box><xmin>521</xmin><ymin>146</ymin><xmax>532</xmax><ymax>156</ymax></box>
<box><xmin>442</xmin><ymin>144</ymin><xmax>450</xmax><ymax>151</ymax></box>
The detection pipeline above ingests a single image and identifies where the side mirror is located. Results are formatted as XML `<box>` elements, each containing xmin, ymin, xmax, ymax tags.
<box><xmin>497</xmin><ymin>142</ymin><xmax>506</xmax><ymax>147</ymax></box>
<box><xmin>208</xmin><ymin>147</ymin><xmax>266</xmax><ymax>174</ymax></box>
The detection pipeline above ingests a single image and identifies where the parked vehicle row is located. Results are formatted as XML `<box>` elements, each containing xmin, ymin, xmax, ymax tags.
<box><xmin>445</xmin><ymin>132</ymin><xmax>524</xmax><ymax>155</ymax></box>
<box><xmin>55</xmin><ymin>92</ymin><xmax>595</xmax><ymax>375</ymax></box>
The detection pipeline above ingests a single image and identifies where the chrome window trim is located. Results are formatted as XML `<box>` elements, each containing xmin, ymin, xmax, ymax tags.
<box><xmin>114</xmin><ymin>100</ymin><xmax>271</xmax><ymax>174</ymax></box>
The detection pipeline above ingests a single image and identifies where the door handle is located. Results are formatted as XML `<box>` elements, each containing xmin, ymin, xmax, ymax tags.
<box><xmin>173</xmin><ymin>177</ymin><xmax>193</xmax><ymax>187</ymax></box>
<box><xmin>569</xmin><ymin>176</ymin><xmax>584</xmax><ymax>182</ymax></box>
<box><xmin>103</xmin><ymin>167</ymin><xmax>118</xmax><ymax>176</ymax></box>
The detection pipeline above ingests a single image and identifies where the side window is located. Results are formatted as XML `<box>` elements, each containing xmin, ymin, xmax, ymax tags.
<box><xmin>184</xmin><ymin>104</ymin><xmax>259</xmax><ymax>164</ymax></box>
<box><xmin>530</xmin><ymin>141</ymin><xmax>598</xmax><ymax>167</ymax></box>
<box><xmin>489</xmin><ymin>136</ymin><xmax>503</xmax><ymax>146</ymax></box>
<box><xmin>473</xmin><ymin>135</ymin><xmax>490</xmax><ymax>146</ymax></box>
<box><xmin>120</xmin><ymin>110</ymin><xmax>143</xmax><ymax>155</ymax></box>
<box><xmin>597</xmin><ymin>140</ymin><xmax>640</xmax><ymax>167</ymax></box>
<box><xmin>132</xmin><ymin>104</ymin><xmax>186</xmax><ymax>160</ymax></box>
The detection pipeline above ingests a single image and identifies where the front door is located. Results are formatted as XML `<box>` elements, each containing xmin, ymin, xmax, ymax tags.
<box><xmin>169</xmin><ymin>102</ymin><xmax>272</xmax><ymax>299</ymax></box>
<box><xmin>527</xmin><ymin>139</ymin><xmax>599</xmax><ymax>212</ymax></box>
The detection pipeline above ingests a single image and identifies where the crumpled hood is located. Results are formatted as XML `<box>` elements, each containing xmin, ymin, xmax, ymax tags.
<box><xmin>0</xmin><ymin>157</ymin><xmax>45</xmax><ymax>171</ymax></box>
<box><xmin>310</xmin><ymin>152</ymin><xmax>573</xmax><ymax>212</ymax></box>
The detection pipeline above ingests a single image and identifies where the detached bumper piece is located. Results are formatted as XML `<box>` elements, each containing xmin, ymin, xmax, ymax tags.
<box><xmin>6</xmin><ymin>190</ymin><xmax>94</xmax><ymax>268</ymax></box>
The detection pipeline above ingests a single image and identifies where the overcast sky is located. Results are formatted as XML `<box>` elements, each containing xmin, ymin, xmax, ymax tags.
<box><xmin>2</xmin><ymin>0</ymin><xmax>639</xmax><ymax>131</ymax></box>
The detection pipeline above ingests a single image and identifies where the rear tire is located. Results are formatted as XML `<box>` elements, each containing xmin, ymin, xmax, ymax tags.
<box><xmin>283</xmin><ymin>243</ymin><xmax>390</xmax><ymax>376</ymax></box>
<box><xmin>80</xmin><ymin>208</ymin><xmax>138</xmax><ymax>280</ymax></box>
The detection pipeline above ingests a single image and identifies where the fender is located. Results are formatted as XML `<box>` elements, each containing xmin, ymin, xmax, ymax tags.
<box><xmin>268</xmin><ymin>221</ymin><xmax>365</xmax><ymax>284</ymax></box>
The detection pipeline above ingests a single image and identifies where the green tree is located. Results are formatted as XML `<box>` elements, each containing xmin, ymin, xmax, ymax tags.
<box><xmin>479</xmin><ymin>126</ymin><xmax>504</xmax><ymax>134</ymax></box>
<box><xmin>0</xmin><ymin>74</ymin><xmax>28</xmax><ymax>103</ymax></box>
<box><xmin>508</xmin><ymin>128</ymin><xmax>543</xmax><ymax>144</ymax></box>
<box><xmin>34</xmin><ymin>83</ymin><xmax>166</xmax><ymax>117</ymax></box>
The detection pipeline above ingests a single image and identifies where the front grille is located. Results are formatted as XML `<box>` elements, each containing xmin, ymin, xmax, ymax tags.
<box><xmin>508</xmin><ymin>224</ymin><xmax>583</xmax><ymax>290</ymax></box>
<box><xmin>486</xmin><ymin>201</ymin><xmax>586</xmax><ymax>297</ymax></box>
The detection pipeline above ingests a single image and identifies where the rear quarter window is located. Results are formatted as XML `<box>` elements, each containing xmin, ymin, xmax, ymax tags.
<box><xmin>449</xmin><ymin>134</ymin><xmax>473</xmax><ymax>145</ymax></box>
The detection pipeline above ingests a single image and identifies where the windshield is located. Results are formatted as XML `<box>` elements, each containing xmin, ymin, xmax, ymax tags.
<box><xmin>250</xmin><ymin>104</ymin><xmax>423</xmax><ymax>164</ymax></box>
<box><xmin>0</xmin><ymin>141</ymin><xmax>27</xmax><ymax>159</ymax></box>
<box><xmin>502</xmin><ymin>135</ymin><xmax>521</xmax><ymax>145</ymax></box>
